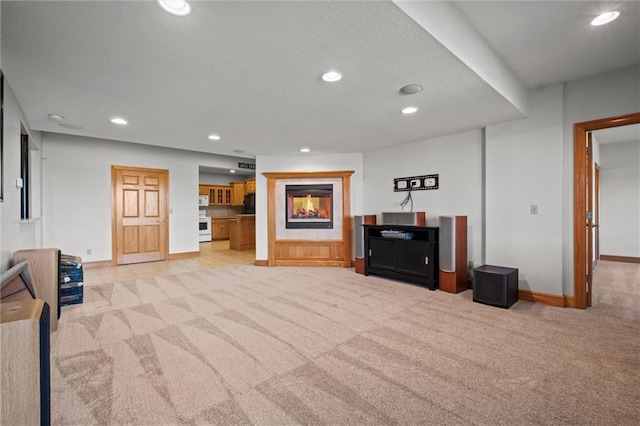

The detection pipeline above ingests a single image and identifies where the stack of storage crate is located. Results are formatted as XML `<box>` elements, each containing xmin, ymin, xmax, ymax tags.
<box><xmin>59</xmin><ymin>254</ymin><xmax>83</xmax><ymax>306</ymax></box>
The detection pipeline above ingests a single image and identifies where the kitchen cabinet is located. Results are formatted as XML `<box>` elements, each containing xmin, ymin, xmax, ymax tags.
<box><xmin>244</xmin><ymin>178</ymin><xmax>256</xmax><ymax>194</ymax></box>
<box><xmin>211</xmin><ymin>218</ymin><xmax>230</xmax><ymax>240</ymax></box>
<box><xmin>209</xmin><ymin>186</ymin><xmax>233</xmax><ymax>205</ymax></box>
<box><xmin>231</xmin><ymin>182</ymin><xmax>245</xmax><ymax>206</ymax></box>
<box><xmin>198</xmin><ymin>185</ymin><xmax>211</xmax><ymax>196</ymax></box>
<box><xmin>229</xmin><ymin>215</ymin><xmax>255</xmax><ymax>250</ymax></box>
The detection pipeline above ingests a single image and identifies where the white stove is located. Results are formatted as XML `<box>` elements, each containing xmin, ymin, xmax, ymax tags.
<box><xmin>199</xmin><ymin>210</ymin><xmax>212</xmax><ymax>242</ymax></box>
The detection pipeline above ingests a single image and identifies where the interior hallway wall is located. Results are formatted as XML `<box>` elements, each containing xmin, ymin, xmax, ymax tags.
<box><xmin>599</xmin><ymin>139</ymin><xmax>640</xmax><ymax>258</ymax></box>
<box><xmin>485</xmin><ymin>83</ymin><xmax>564</xmax><ymax>295</ymax></box>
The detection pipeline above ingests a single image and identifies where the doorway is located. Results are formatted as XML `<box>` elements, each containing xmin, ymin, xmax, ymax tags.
<box><xmin>111</xmin><ymin>165</ymin><xmax>169</xmax><ymax>265</ymax></box>
<box><xmin>573</xmin><ymin>112</ymin><xmax>640</xmax><ymax>309</ymax></box>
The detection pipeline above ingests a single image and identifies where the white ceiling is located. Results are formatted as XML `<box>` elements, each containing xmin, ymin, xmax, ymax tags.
<box><xmin>454</xmin><ymin>1</ymin><xmax>640</xmax><ymax>89</ymax></box>
<box><xmin>2</xmin><ymin>1</ymin><xmax>638</xmax><ymax>158</ymax></box>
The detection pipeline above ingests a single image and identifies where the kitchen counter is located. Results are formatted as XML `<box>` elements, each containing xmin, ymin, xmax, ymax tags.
<box><xmin>229</xmin><ymin>214</ymin><xmax>255</xmax><ymax>251</ymax></box>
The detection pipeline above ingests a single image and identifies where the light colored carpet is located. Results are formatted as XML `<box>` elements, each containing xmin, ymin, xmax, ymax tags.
<box><xmin>592</xmin><ymin>260</ymin><xmax>640</xmax><ymax>321</ymax></box>
<box><xmin>51</xmin><ymin>264</ymin><xmax>640</xmax><ymax>425</ymax></box>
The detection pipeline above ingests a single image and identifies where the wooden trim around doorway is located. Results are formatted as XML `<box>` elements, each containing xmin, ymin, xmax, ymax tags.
<box><xmin>600</xmin><ymin>255</ymin><xmax>640</xmax><ymax>264</ymax></box>
<box><xmin>573</xmin><ymin>112</ymin><xmax>640</xmax><ymax>309</ymax></box>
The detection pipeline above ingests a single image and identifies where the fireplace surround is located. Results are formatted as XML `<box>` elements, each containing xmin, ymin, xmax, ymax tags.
<box><xmin>263</xmin><ymin>170</ymin><xmax>354</xmax><ymax>267</ymax></box>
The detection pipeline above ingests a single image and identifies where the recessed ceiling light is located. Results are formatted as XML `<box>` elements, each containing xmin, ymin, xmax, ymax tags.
<box><xmin>110</xmin><ymin>117</ymin><xmax>128</xmax><ymax>125</ymax></box>
<box><xmin>401</xmin><ymin>106</ymin><xmax>418</xmax><ymax>114</ymax></box>
<box><xmin>58</xmin><ymin>123</ymin><xmax>83</xmax><ymax>130</ymax></box>
<box><xmin>322</xmin><ymin>71</ymin><xmax>342</xmax><ymax>82</ymax></box>
<box><xmin>158</xmin><ymin>0</ymin><xmax>192</xmax><ymax>17</ymax></box>
<box><xmin>230</xmin><ymin>170</ymin><xmax>236</xmax><ymax>174</ymax></box>
<box><xmin>591</xmin><ymin>11</ymin><xmax>620</xmax><ymax>26</ymax></box>
<box><xmin>300</xmin><ymin>148</ymin><xmax>311</xmax><ymax>153</ymax></box>
<box><xmin>208</xmin><ymin>134</ymin><xmax>221</xmax><ymax>140</ymax></box>
<box><xmin>48</xmin><ymin>114</ymin><xmax>65</xmax><ymax>121</ymax></box>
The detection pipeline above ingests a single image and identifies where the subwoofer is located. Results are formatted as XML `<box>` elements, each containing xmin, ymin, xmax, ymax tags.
<box><xmin>473</xmin><ymin>265</ymin><xmax>519</xmax><ymax>308</ymax></box>
<box><xmin>1</xmin><ymin>299</ymin><xmax>50</xmax><ymax>425</ymax></box>
<box><xmin>354</xmin><ymin>214</ymin><xmax>376</xmax><ymax>274</ymax></box>
<box><xmin>439</xmin><ymin>215</ymin><xmax>468</xmax><ymax>293</ymax></box>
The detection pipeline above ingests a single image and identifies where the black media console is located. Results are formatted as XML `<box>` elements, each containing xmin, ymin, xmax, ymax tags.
<box><xmin>363</xmin><ymin>224</ymin><xmax>439</xmax><ymax>290</ymax></box>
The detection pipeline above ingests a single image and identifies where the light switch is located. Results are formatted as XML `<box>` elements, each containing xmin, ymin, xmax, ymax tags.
<box><xmin>530</xmin><ymin>205</ymin><xmax>539</xmax><ymax>215</ymax></box>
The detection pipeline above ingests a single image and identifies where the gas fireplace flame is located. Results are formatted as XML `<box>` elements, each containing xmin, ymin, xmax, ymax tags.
<box><xmin>306</xmin><ymin>194</ymin><xmax>314</xmax><ymax>212</ymax></box>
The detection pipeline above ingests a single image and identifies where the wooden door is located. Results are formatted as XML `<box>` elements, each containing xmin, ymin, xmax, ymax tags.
<box><xmin>112</xmin><ymin>166</ymin><xmax>168</xmax><ymax>265</ymax></box>
<box><xmin>586</xmin><ymin>134</ymin><xmax>593</xmax><ymax>307</ymax></box>
<box><xmin>594</xmin><ymin>163</ymin><xmax>601</xmax><ymax>269</ymax></box>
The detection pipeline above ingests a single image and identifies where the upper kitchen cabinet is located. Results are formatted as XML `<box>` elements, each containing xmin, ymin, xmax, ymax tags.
<box><xmin>231</xmin><ymin>182</ymin><xmax>245</xmax><ymax>206</ymax></box>
<box><xmin>198</xmin><ymin>185</ymin><xmax>211</xmax><ymax>196</ymax></box>
<box><xmin>210</xmin><ymin>186</ymin><xmax>232</xmax><ymax>205</ymax></box>
<box><xmin>245</xmin><ymin>178</ymin><xmax>256</xmax><ymax>194</ymax></box>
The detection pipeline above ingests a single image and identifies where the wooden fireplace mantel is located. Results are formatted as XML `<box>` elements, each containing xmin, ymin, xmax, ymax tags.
<box><xmin>264</xmin><ymin>170</ymin><xmax>354</xmax><ymax>267</ymax></box>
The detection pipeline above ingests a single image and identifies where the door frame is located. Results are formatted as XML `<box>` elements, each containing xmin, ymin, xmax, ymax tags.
<box><xmin>111</xmin><ymin>165</ymin><xmax>170</xmax><ymax>265</ymax></box>
<box><xmin>573</xmin><ymin>112</ymin><xmax>640</xmax><ymax>309</ymax></box>
<box><xmin>594</xmin><ymin>162</ymin><xmax>600</xmax><ymax>270</ymax></box>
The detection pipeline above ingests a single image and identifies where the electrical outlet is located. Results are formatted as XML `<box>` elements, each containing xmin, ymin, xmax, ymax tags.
<box><xmin>530</xmin><ymin>205</ymin><xmax>539</xmax><ymax>215</ymax></box>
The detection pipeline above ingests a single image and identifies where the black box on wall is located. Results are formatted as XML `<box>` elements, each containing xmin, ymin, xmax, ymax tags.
<box><xmin>473</xmin><ymin>265</ymin><xmax>519</xmax><ymax>308</ymax></box>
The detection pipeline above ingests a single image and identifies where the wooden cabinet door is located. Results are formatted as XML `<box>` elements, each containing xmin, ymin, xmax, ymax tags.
<box><xmin>198</xmin><ymin>185</ymin><xmax>209</xmax><ymax>195</ymax></box>
<box><xmin>231</xmin><ymin>182</ymin><xmax>245</xmax><ymax>206</ymax></box>
<box><xmin>112</xmin><ymin>166</ymin><xmax>168</xmax><ymax>265</ymax></box>
<box><xmin>212</xmin><ymin>219</ymin><xmax>230</xmax><ymax>240</ymax></box>
<box><xmin>245</xmin><ymin>178</ymin><xmax>256</xmax><ymax>194</ymax></box>
<box><xmin>224</xmin><ymin>188</ymin><xmax>232</xmax><ymax>205</ymax></box>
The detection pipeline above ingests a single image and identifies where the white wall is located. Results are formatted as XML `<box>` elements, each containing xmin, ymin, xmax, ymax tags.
<box><xmin>561</xmin><ymin>64</ymin><xmax>640</xmax><ymax>294</ymax></box>
<box><xmin>198</xmin><ymin>172</ymin><xmax>235</xmax><ymax>185</ymax></box>
<box><xmin>42</xmin><ymin>133</ymin><xmax>249</xmax><ymax>262</ymax></box>
<box><xmin>486</xmin><ymin>83</ymin><xmax>564</xmax><ymax>294</ymax></box>
<box><xmin>255</xmin><ymin>153</ymin><xmax>364</xmax><ymax>261</ymax></box>
<box><xmin>363</xmin><ymin>129</ymin><xmax>483</xmax><ymax>267</ymax></box>
<box><xmin>599</xmin><ymin>140</ymin><xmax>640</xmax><ymax>257</ymax></box>
<box><xmin>0</xmin><ymin>79</ymin><xmax>43</xmax><ymax>271</ymax></box>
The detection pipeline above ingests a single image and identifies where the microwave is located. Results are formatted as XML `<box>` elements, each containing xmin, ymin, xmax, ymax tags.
<box><xmin>198</xmin><ymin>195</ymin><xmax>209</xmax><ymax>206</ymax></box>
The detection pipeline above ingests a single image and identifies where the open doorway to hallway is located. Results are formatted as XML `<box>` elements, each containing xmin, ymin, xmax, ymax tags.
<box><xmin>573</xmin><ymin>112</ymin><xmax>640</xmax><ymax>309</ymax></box>
<box><xmin>574</xmin><ymin>113</ymin><xmax>640</xmax><ymax>309</ymax></box>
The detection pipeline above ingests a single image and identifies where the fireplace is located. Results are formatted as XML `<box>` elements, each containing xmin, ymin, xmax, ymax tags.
<box><xmin>285</xmin><ymin>184</ymin><xmax>333</xmax><ymax>229</ymax></box>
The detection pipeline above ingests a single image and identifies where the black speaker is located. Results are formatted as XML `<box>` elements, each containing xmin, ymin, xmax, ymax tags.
<box><xmin>473</xmin><ymin>265</ymin><xmax>518</xmax><ymax>308</ymax></box>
